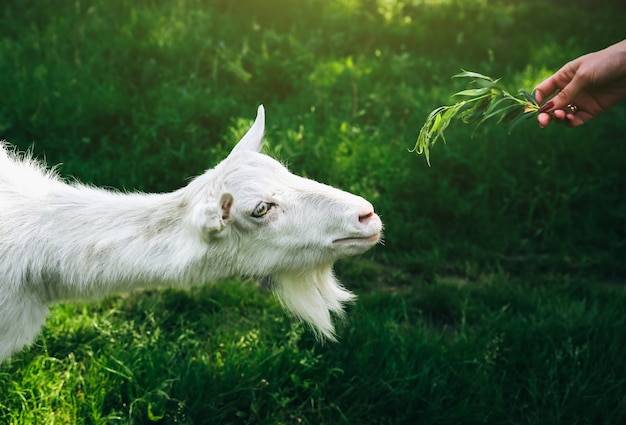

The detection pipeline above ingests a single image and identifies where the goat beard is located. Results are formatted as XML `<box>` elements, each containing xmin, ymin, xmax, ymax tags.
<box><xmin>270</xmin><ymin>264</ymin><xmax>356</xmax><ymax>341</ymax></box>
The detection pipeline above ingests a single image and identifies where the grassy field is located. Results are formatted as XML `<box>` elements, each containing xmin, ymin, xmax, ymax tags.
<box><xmin>1</xmin><ymin>0</ymin><xmax>626</xmax><ymax>423</ymax></box>
<box><xmin>3</xmin><ymin>275</ymin><xmax>626</xmax><ymax>424</ymax></box>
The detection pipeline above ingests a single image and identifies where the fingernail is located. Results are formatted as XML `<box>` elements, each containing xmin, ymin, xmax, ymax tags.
<box><xmin>538</xmin><ymin>101</ymin><xmax>554</xmax><ymax>113</ymax></box>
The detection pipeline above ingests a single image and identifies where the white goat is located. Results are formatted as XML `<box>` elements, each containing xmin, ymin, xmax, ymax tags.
<box><xmin>0</xmin><ymin>106</ymin><xmax>382</xmax><ymax>361</ymax></box>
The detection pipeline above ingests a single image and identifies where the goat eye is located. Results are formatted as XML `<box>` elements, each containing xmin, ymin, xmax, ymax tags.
<box><xmin>251</xmin><ymin>202</ymin><xmax>272</xmax><ymax>218</ymax></box>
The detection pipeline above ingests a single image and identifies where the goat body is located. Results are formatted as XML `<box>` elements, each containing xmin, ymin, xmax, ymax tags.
<box><xmin>0</xmin><ymin>106</ymin><xmax>382</xmax><ymax>361</ymax></box>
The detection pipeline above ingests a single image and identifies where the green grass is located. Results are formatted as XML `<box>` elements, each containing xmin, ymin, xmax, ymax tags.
<box><xmin>2</xmin><ymin>0</ymin><xmax>626</xmax><ymax>423</ymax></box>
<box><xmin>2</xmin><ymin>273</ymin><xmax>626</xmax><ymax>424</ymax></box>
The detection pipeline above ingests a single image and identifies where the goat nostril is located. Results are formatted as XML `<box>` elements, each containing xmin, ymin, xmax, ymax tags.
<box><xmin>359</xmin><ymin>211</ymin><xmax>374</xmax><ymax>224</ymax></box>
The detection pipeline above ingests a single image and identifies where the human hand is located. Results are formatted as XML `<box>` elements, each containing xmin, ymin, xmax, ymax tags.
<box><xmin>534</xmin><ymin>39</ymin><xmax>626</xmax><ymax>128</ymax></box>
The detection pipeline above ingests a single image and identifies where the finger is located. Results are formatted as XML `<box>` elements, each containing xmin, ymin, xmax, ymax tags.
<box><xmin>534</xmin><ymin>77</ymin><xmax>561</xmax><ymax>104</ymax></box>
<box><xmin>548</xmin><ymin>72</ymin><xmax>587</xmax><ymax>111</ymax></box>
<box><xmin>534</xmin><ymin>59</ymin><xmax>584</xmax><ymax>108</ymax></box>
<box><xmin>565</xmin><ymin>110</ymin><xmax>593</xmax><ymax>128</ymax></box>
<box><xmin>537</xmin><ymin>113</ymin><xmax>551</xmax><ymax>127</ymax></box>
<box><xmin>553</xmin><ymin>109</ymin><xmax>567</xmax><ymax>121</ymax></box>
<box><xmin>549</xmin><ymin>90</ymin><xmax>576</xmax><ymax>111</ymax></box>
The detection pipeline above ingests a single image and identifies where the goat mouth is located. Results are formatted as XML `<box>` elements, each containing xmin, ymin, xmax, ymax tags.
<box><xmin>332</xmin><ymin>233</ymin><xmax>381</xmax><ymax>246</ymax></box>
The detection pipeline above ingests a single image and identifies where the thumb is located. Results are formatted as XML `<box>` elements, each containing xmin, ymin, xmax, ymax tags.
<box><xmin>550</xmin><ymin>74</ymin><xmax>586</xmax><ymax>110</ymax></box>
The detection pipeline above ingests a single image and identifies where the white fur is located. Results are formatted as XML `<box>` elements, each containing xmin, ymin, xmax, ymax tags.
<box><xmin>0</xmin><ymin>106</ymin><xmax>382</xmax><ymax>361</ymax></box>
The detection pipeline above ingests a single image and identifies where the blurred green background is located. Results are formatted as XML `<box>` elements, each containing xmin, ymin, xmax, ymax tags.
<box><xmin>2</xmin><ymin>1</ymin><xmax>626</xmax><ymax>424</ymax></box>
<box><xmin>1</xmin><ymin>0</ymin><xmax>625</xmax><ymax>277</ymax></box>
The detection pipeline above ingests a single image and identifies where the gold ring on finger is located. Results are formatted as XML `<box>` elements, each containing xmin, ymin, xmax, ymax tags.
<box><xmin>566</xmin><ymin>103</ymin><xmax>578</xmax><ymax>114</ymax></box>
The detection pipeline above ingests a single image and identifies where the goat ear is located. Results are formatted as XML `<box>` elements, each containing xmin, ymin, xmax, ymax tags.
<box><xmin>230</xmin><ymin>105</ymin><xmax>265</xmax><ymax>154</ymax></box>
<box><xmin>219</xmin><ymin>193</ymin><xmax>234</xmax><ymax>224</ymax></box>
<box><xmin>192</xmin><ymin>193</ymin><xmax>235</xmax><ymax>236</ymax></box>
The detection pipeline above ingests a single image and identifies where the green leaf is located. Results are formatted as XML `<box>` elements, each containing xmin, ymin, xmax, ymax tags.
<box><xmin>481</xmin><ymin>100</ymin><xmax>518</xmax><ymax>123</ymax></box>
<box><xmin>452</xmin><ymin>70</ymin><xmax>494</xmax><ymax>81</ymax></box>
<box><xmin>507</xmin><ymin>111</ymin><xmax>535</xmax><ymax>134</ymax></box>
<box><xmin>423</xmin><ymin>146</ymin><xmax>431</xmax><ymax>166</ymax></box>
<box><xmin>473</xmin><ymin>77</ymin><xmax>501</xmax><ymax>89</ymax></box>
<box><xmin>454</xmin><ymin>100</ymin><xmax>476</xmax><ymax>115</ymax></box>
<box><xmin>460</xmin><ymin>97</ymin><xmax>491</xmax><ymax>124</ymax></box>
<box><xmin>425</xmin><ymin>105</ymin><xmax>448</xmax><ymax>122</ymax></box>
<box><xmin>453</xmin><ymin>87</ymin><xmax>492</xmax><ymax>97</ymax></box>
<box><xmin>519</xmin><ymin>88</ymin><xmax>538</xmax><ymax>106</ymax></box>
<box><xmin>441</xmin><ymin>105</ymin><xmax>460</xmax><ymax>124</ymax></box>
<box><xmin>435</xmin><ymin>118</ymin><xmax>450</xmax><ymax>143</ymax></box>
<box><xmin>413</xmin><ymin>69</ymin><xmax>540</xmax><ymax>164</ymax></box>
<box><xmin>482</xmin><ymin>96</ymin><xmax>511</xmax><ymax>115</ymax></box>
<box><xmin>148</xmin><ymin>401</ymin><xmax>166</xmax><ymax>421</ymax></box>
<box><xmin>430</xmin><ymin>112</ymin><xmax>444</xmax><ymax>134</ymax></box>
<box><xmin>499</xmin><ymin>106</ymin><xmax>524</xmax><ymax>125</ymax></box>
<box><xmin>477</xmin><ymin>101</ymin><xmax>518</xmax><ymax>128</ymax></box>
